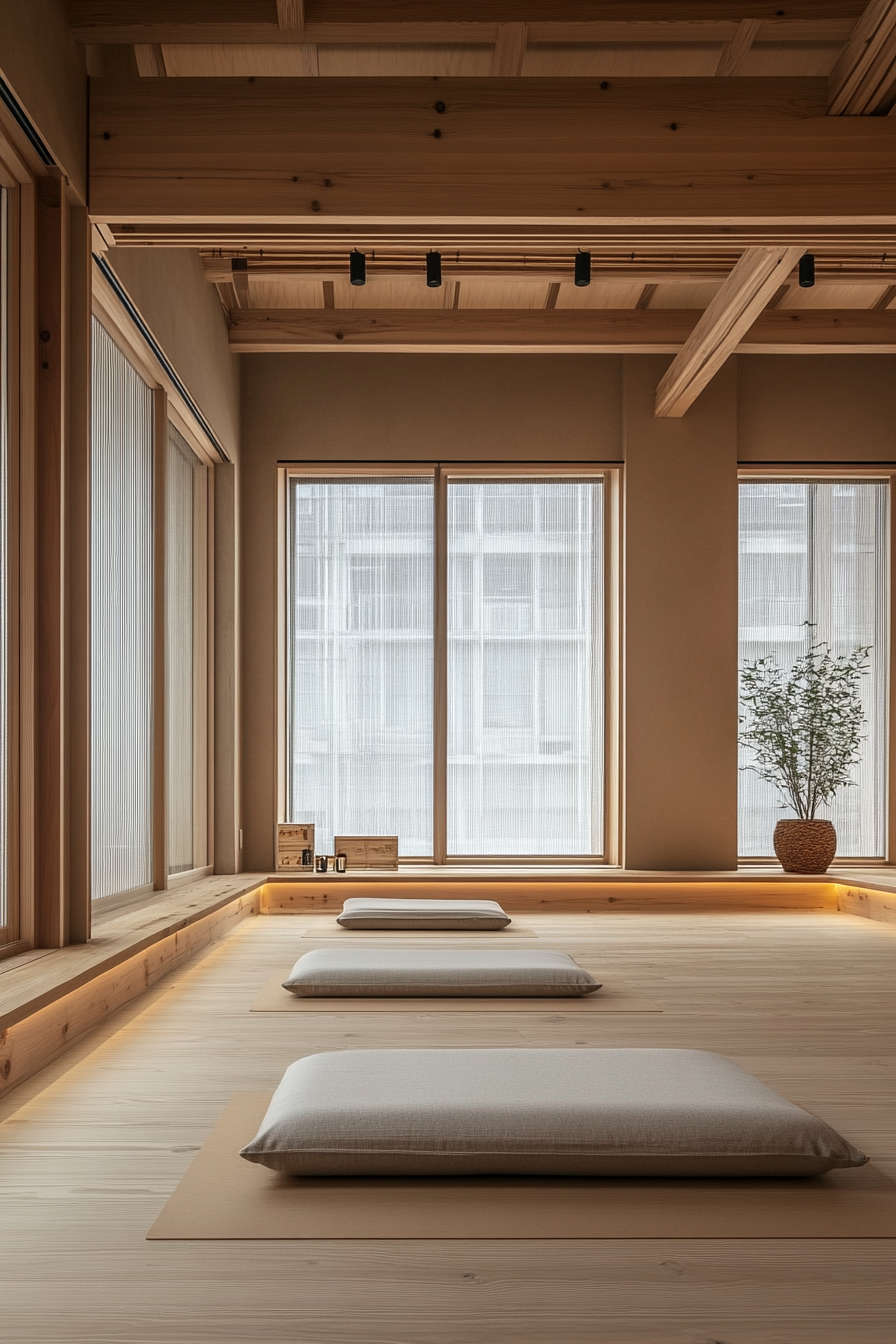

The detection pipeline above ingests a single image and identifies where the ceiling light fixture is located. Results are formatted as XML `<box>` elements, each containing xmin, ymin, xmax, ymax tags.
<box><xmin>426</xmin><ymin>251</ymin><xmax>442</xmax><ymax>288</ymax></box>
<box><xmin>574</xmin><ymin>251</ymin><xmax>591</xmax><ymax>287</ymax></box>
<box><xmin>798</xmin><ymin>254</ymin><xmax>815</xmax><ymax>288</ymax></box>
<box><xmin>349</xmin><ymin>250</ymin><xmax>366</xmax><ymax>286</ymax></box>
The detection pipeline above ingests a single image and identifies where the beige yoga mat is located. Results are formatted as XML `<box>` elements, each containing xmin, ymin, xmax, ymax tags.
<box><xmin>250</xmin><ymin>973</ymin><xmax>661</xmax><ymax>1013</ymax></box>
<box><xmin>148</xmin><ymin>1094</ymin><xmax>896</xmax><ymax>1240</ymax></box>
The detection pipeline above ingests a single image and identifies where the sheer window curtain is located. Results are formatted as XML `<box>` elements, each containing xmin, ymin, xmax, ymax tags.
<box><xmin>91</xmin><ymin>320</ymin><xmax>154</xmax><ymax>900</ymax></box>
<box><xmin>738</xmin><ymin>480</ymin><xmax>889</xmax><ymax>859</ymax></box>
<box><xmin>447</xmin><ymin>480</ymin><xmax>603</xmax><ymax>856</ymax></box>
<box><xmin>166</xmin><ymin>424</ymin><xmax>207</xmax><ymax>875</ymax></box>
<box><xmin>286</xmin><ymin>478</ymin><xmax>434</xmax><ymax>856</ymax></box>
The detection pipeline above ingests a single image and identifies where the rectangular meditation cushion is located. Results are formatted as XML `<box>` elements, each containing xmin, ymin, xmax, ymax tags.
<box><xmin>281</xmin><ymin>948</ymin><xmax>601</xmax><ymax>998</ymax></box>
<box><xmin>240</xmin><ymin>1048</ymin><xmax>869</xmax><ymax>1178</ymax></box>
<box><xmin>336</xmin><ymin>898</ymin><xmax>511</xmax><ymax>930</ymax></box>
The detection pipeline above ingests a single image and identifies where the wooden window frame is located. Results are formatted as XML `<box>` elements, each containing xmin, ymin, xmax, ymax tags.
<box><xmin>277</xmin><ymin>461</ymin><xmax>621</xmax><ymax>868</ymax></box>
<box><xmin>737</xmin><ymin>465</ymin><xmax>894</xmax><ymax>868</ymax></box>
<box><xmin>90</xmin><ymin>274</ymin><xmax>216</xmax><ymax>909</ymax></box>
<box><xmin>0</xmin><ymin>135</ymin><xmax>35</xmax><ymax>958</ymax></box>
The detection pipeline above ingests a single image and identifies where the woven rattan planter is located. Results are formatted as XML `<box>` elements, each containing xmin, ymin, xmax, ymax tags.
<box><xmin>773</xmin><ymin>820</ymin><xmax>837</xmax><ymax>874</ymax></box>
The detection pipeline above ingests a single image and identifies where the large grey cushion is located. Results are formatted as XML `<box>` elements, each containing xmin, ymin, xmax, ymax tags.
<box><xmin>240</xmin><ymin>1049</ymin><xmax>869</xmax><ymax>1178</ymax></box>
<box><xmin>336</xmin><ymin>898</ymin><xmax>511</xmax><ymax>931</ymax></box>
<box><xmin>281</xmin><ymin>949</ymin><xmax>601</xmax><ymax>998</ymax></box>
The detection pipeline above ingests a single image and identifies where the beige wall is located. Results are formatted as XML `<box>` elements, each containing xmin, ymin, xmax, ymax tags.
<box><xmin>243</xmin><ymin>353</ymin><xmax>623</xmax><ymax>464</ymax></box>
<box><xmin>240</xmin><ymin>350</ymin><xmax>893</xmax><ymax>872</ymax></box>
<box><xmin>738</xmin><ymin>355</ymin><xmax>896</xmax><ymax>463</ymax></box>
<box><xmin>0</xmin><ymin>0</ymin><xmax>86</xmax><ymax>201</ymax></box>
<box><xmin>106</xmin><ymin>249</ymin><xmax>241</xmax><ymax>463</ymax></box>
<box><xmin>623</xmin><ymin>356</ymin><xmax>738</xmax><ymax>870</ymax></box>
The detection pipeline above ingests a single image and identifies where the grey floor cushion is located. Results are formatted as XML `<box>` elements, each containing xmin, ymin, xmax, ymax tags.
<box><xmin>240</xmin><ymin>1048</ymin><xmax>869</xmax><ymax>1178</ymax></box>
<box><xmin>336</xmin><ymin>897</ymin><xmax>511</xmax><ymax>930</ymax></box>
<box><xmin>281</xmin><ymin>948</ymin><xmax>601</xmax><ymax>998</ymax></box>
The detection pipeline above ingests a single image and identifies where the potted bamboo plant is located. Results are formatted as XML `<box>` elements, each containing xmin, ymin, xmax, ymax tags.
<box><xmin>738</xmin><ymin>627</ymin><xmax>870</xmax><ymax>873</ymax></box>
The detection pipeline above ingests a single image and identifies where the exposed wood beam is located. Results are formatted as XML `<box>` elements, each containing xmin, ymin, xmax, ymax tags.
<box><xmin>714</xmin><ymin>18</ymin><xmax>762</xmax><ymax>75</ymax></box>
<box><xmin>492</xmin><ymin>22</ymin><xmax>528</xmax><ymax>76</ymax></box>
<box><xmin>276</xmin><ymin>0</ymin><xmax>304</xmax><ymax>33</ymax></box>
<box><xmin>873</xmin><ymin>282</ymin><xmax>896</xmax><ymax>306</ymax></box>
<box><xmin>200</xmin><ymin>257</ymin><xmax>896</xmax><ymax>286</ymax></box>
<box><xmin>226</xmin><ymin>306</ymin><xmax>896</xmax><ymax>353</ymax></box>
<box><xmin>89</xmin><ymin>77</ymin><xmax>896</xmax><ymax>224</ymax></box>
<box><xmin>765</xmin><ymin>282</ymin><xmax>791</xmax><ymax>308</ymax></box>
<box><xmin>544</xmin><ymin>282</ymin><xmax>560</xmax><ymax>309</ymax></box>
<box><xmin>655</xmin><ymin>246</ymin><xmax>805</xmax><ymax>416</ymax></box>
<box><xmin>829</xmin><ymin>0</ymin><xmax>896</xmax><ymax>112</ymax></box>
<box><xmin>133</xmin><ymin>43</ymin><xmax>167</xmax><ymax>76</ymax></box>
<box><xmin>112</xmin><ymin>221</ymin><xmax>896</xmax><ymax>253</ymax></box>
<box><xmin>322</xmin><ymin>280</ymin><xmax>335</xmax><ymax>308</ymax></box>
<box><xmin>636</xmin><ymin>284</ymin><xmax>657</xmax><ymax>308</ymax></box>
<box><xmin>66</xmin><ymin>3</ymin><xmax>866</xmax><ymax>45</ymax></box>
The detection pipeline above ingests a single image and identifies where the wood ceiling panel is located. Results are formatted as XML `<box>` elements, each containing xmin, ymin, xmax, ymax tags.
<box><xmin>249</xmin><ymin>278</ymin><xmax>325</xmax><ymax>306</ymax></box>
<box><xmin>778</xmin><ymin>283</ymin><xmax>893</xmax><ymax>308</ymax></box>
<box><xmin>522</xmin><ymin>45</ymin><xmax>720</xmax><ymax>78</ymax></box>
<box><xmin>457</xmin><ymin>279</ymin><xmax>548</xmax><ymax>308</ymax></box>
<box><xmin>332</xmin><ymin>277</ymin><xmax>445</xmax><ymax>307</ymax></box>
<box><xmin>555</xmin><ymin>282</ymin><xmax>646</xmax><ymax>309</ymax></box>
<box><xmin>162</xmin><ymin>43</ymin><xmax>317</xmax><ymax>75</ymax></box>
<box><xmin>649</xmin><ymin>281</ymin><xmax>724</xmax><ymax>308</ymax></box>
<box><xmin>743</xmin><ymin>43</ymin><xmax>842</xmax><ymax>76</ymax></box>
<box><xmin>318</xmin><ymin>45</ymin><xmax>491</xmax><ymax>76</ymax></box>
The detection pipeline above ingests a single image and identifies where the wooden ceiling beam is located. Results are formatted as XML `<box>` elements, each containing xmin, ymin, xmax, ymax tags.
<box><xmin>67</xmin><ymin>3</ymin><xmax>858</xmax><ymax>46</ymax></box>
<box><xmin>225</xmin><ymin>305</ymin><xmax>896</xmax><ymax>353</ymax></box>
<box><xmin>655</xmin><ymin>245</ymin><xmax>804</xmax><ymax>416</ymax></box>
<box><xmin>199</xmin><ymin>257</ymin><xmax>896</xmax><ymax>286</ymax></box>
<box><xmin>276</xmin><ymin>0</ymin><xmax>304</xmax><ymax>32</ymax></box>
<box><xmin>491</xmin><ymin>22</ymin><xmax>528</xmax><ymax>76</ymax></box>
<box><xmin>714</xmin><ymin>18</ymin><xmax>761</xmax><ymax>75</ymax></box>
<box><xmin>89</xmin><ymin>77</ymin><xmax>896</xmax><ymax>223</ymax></box>
<box><xmin>828</xmin><ymin>0</ymin><xmax>896</xmax><ymax>113</ymax></box>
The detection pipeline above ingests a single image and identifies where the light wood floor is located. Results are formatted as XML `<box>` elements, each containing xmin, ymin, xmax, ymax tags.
<box><xmin>1</xmin><ymin>908</ymin><xmax>894</xmax><ymax>1343</ymax></box>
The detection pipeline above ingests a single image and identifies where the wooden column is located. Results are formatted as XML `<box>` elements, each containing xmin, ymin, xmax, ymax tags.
<box><xmin>623</xmin><ymin>354</ymin><xmax>738</xmax><ymax>871</ymax></box>
<box><xmin>65</xmin><ymin>205</ymin><xmax>92</xmax><ymax>942</ymax></box>
<box><xmin>152</xmin><ymin>388</ymin><xmax>169</xmax><ymax>890</ymax></box>
<box><xmin>214</xmin><ymin>460</ymin><xmax>241</xmax><ymax>874</ymax></box>
<box><xmin>34</xmin><ymin>172</ymin><xmax>69</xmax><ymax>947</ymax></box>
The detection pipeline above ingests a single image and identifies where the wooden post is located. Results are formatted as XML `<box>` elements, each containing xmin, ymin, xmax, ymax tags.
<box><xmin>34</xmin><ymin>172</ymin><xmax>68</xmax><ymax>948</ymax></box>
<box><xmin>66</xmin><ymin>204</ymin><xmax>92</xmax><ymax>942</ymax></box>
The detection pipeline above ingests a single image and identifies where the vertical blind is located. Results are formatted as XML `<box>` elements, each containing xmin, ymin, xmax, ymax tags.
<box><xmin>447</xmin><ymin>480</ymin><xmax>603</xmax><ymax>856</ymax></box>
<box><xmin>738</xmin><ymin>480</ymin><xmax>889</xmax><ymax>858</ymax></box>
<box><xmin>91</xmin><ymin>320</ymin><xmax>154</xmax><ymax>900</ymax></box>
<box><xmin>286</xmin><ymin>477</ymin><xmax>434</xmax><ymax>855</ymax></box>
<box><xmin>166</xmin><ymin>423</ymin><xmax>198</xmax><ymax>875</ymax></box>
<box><xmin>0</xmin><ymin>187</ymin><xmax>8</xmax><ymax>929</ymax></box>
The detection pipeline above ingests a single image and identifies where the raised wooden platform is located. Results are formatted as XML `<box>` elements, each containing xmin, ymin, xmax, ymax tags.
<box><xmin>2</xmin><ymin>867</ymin><xmax>894</xmax><ymax>1104</ymax></box>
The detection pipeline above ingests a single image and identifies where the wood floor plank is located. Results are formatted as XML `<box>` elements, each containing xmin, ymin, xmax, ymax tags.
<box><xmin>0</xmin><ymin>908</ymin><xmax>893</xmax><ymax>1342</ymax></box>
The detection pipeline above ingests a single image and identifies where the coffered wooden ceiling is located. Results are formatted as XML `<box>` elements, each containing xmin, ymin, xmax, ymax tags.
<box><xmin>78</xmin><ymin>1</ymin><xmax>896</xmax><ymax>374</ymax></box>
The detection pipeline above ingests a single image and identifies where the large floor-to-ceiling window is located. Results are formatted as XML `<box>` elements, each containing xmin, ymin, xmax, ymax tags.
<box><xmin>738</xmin><ymin>477</ymin><xmax>890</xmax><ymax>860</ymax></box>
<box><xmin>284</xmin><ymin>468</ymin><xmax>611</xmax><ymax>862</ymax></box>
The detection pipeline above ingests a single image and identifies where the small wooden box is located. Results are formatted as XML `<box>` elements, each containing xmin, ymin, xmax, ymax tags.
<box><xmin>334</xmin><ymin>835</ymin><xmax>399</xmax><ymax>870</ymax></box>
<box><xmin>276</xmin><ymin>823</ymin><xmax>315</xmax><ymax>873</ymax></box>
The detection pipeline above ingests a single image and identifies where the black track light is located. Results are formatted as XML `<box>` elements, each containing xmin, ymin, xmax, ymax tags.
<box><xmin>426</xmin><ymin>250</ymin><xmax>442</xmax><ymax>288</ymax></box>
<box><xmin>798</xmin><ymin>254</ymin><xmax>815</xmax><ymax>289</ymax></box>
<box><xmin>574</xmin><ymin>251</ymin><xmax>591</xmax><ymax>287</ymax></box>
<box><xmin>349</xmin><ymin>250</ymin><xmax>366</xmax><ymax>286</ymax></box>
